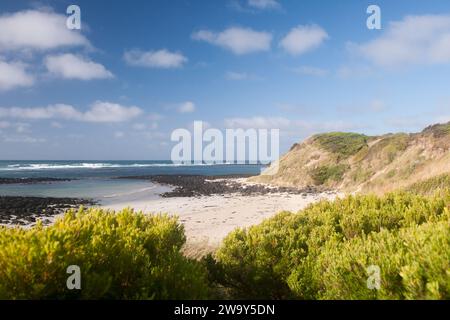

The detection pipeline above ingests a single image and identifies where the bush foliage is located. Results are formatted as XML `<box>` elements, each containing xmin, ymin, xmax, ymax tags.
<box><xmin>309</xmin><ymin>164</ymin><xmax>349</xmax><ymax>185</ymax></box>
<box><xmin>208</xmin><ymin>192</ymin><xmax>450</xmax><ymax>299</ymax></box>
<box><xmin>0</xmin><ymin>208</ymin><xmax>209</xmax><ymax>299</ymax></box>
<box><xmin>312</xmin><ymin>132</ymin><xmax>368</xmax><ymax>159</ymax></box>
<box><xmin>1</xmin><ymin>192</ymin><xmax>449</xmax><ymax>300</ymax></box>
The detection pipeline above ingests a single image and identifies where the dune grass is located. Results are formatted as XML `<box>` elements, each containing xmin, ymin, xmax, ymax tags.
<box><xmin>405</xmin><ymin>173</ymin><xmax>450</xmax><ymax>196</ymax></box>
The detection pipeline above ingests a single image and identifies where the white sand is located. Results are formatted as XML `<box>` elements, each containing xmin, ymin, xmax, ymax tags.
<box><xmin>101</xmin><ymin>191</ymin><xmax>338</xmax><ymax>249</ymax></box>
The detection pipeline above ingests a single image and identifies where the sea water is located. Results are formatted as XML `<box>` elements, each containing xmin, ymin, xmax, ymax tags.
<box><xmin>0</xmin><ymin>160</ymin><xmax>262</xmax><ymax>202</ymax></box>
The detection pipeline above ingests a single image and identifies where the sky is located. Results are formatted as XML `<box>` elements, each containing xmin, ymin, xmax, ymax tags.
<box><xmin>1</xmin><ymin>0</ymin><xmax>450</xmax><ymax>160</ymax></box>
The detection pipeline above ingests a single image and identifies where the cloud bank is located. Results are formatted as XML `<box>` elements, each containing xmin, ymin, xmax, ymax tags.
<box><xmin>354</xmin><ymin>14</ymin><xmax>450</xmax><ymax>67</ymax></box>
<box><xmin>0</xmin><ymin>101</ymin><xmax>142</xmax><ymax>123</ymax></box>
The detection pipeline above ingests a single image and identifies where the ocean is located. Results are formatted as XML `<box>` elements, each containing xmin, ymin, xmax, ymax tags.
<box><xmin>0</xmin><ymin>161</ymin><xmax>263</xmax><ymax>202</ymax></box>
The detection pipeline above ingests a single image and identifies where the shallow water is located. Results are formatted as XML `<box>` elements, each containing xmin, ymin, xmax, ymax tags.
<box><xmin>0</xmin><ymin>178</ymin><xmax>170</xmax><ymax>200</ymax></box>
<box><xmin>0</xmin><ymin>160</ymin><xmax>262</xmax><ymax>200</ymax></box>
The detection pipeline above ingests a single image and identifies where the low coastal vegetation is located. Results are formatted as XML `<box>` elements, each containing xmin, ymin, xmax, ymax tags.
<box><xmin>312</xmin><ymin>132</ymin><xmax>369</xmax><ymax>159</ymax></box>
<box><xmin>1</xmin><ymin>190</ymin><xmax>449</xmax><ymax>300</ymax></box>
<box><xmin>207</xmin><ymin>191</ymin><xmax>450</xmax><ymax>299</ymax></box>
<box><xmin>309</xmin><ymin>164</ymin><xmax>349</xmax><ymax>185</ymax></box>
<box><xmin>0</xmin><ymin>208</ymin><xmax>208</xmax><ymax>299</ymax></box>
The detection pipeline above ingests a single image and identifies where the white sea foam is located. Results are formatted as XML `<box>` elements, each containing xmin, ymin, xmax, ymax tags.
<box><xmin>0</xmin><ymin>162</ymin><xmax>230</xmax><ymax>171</ymax></box>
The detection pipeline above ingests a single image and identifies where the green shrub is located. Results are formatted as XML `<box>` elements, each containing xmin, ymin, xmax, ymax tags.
<box><xmin>208</xmin><ymin>192</ymin><xmax>450</xmax><ymax>299</ymax></box>
<box><xmin>312</xmin><ymin>132</ymin><xmax>368</xmax><ymax>159</ymax></box>
<box><xmin>423</xmin><ymin>122</ymin><xmax>450</xmax><ymax>138</ymax></box>
<box><xmin>2</xmin><ymin>194</ymin><xmax>449</xmax><ymax>300</ymax></box>
<box><xmin>311</xmin><ymin>219</ymin><xmax>450</xmax><ymax>299</ymax></box>
<box><xmin>0</xmin><ymin>208</ymin><xmax>209</xmax><ymax>300</ymax></box>
<box><xmin>309</xmin><ymin>164</ymin><xmax>349</xmax><ymax>185</ymax></box>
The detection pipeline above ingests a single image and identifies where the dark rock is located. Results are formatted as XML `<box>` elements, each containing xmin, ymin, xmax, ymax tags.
<box><xmin>0</xmin><ymin>177</ymin><xmax>73</xmax><ymax>185</ymax></box>
<box><xmin>117</xmin><ymin>175</ymin><xmax>321</xmax><ymax>197</ymax></box>
<box><xmin>0</xmin><ymin>196</ymin><xmax>95</xmax><ymax>226</ymax></box>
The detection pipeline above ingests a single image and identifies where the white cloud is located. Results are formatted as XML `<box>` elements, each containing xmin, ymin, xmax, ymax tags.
<box><xmin>354</xmin><ymin>14</ymin><xmax>450</xmax><ymax>67</ymax></box>
<box><xmin>114</xmin><ymin>131</ymin><xmax>125</xmax><ymax>138</ymax></box>
<box><xmin>226</xmin><ymin>71</ymin><xmax>248</xmax><ymax>80</ymax></box>
<box><xmin>177</xmin><ymin>101</ymin><xmax>196</xmax><ymax>113</ymax></box>
<box><xmin>83</xmin><ymin>101</ymin><xmax>143</xmax><ymax>123</ymax></box>
<box><xmin>280</xmin><ymin>25</ymin><xmax>328</xmax><ymax>55</ymax></box>
<box><xmin>0</xmin><ymin>101</ymin><xmax>143</xmax><ymax>123</ymax></box>
<box><xmin>0</xmin><ymin>9</ymin><xmax>89</xmax><ymax>52</ymax></box>
<box><xmin>192</xmin><ymin>27</ymin><xmax>272</xmax><ymax>55</ymax></box>
<box><xmin>225</xmin><ymin>71</ymin><xmax>263</xmax><ymax>81</ymax></box>
<box><xmin>0</xmin><ymin>60</ymin><xmax>34</xmax><ymax>91</ymax></box>
<box><xmin>124</xmin><ymin>49</ymin><xmax>187</xmax><ymax>68</ymax></box>
<box><xmin>0</xmin><ymin>121</ymin><xmax>32</xmax><ymax>133</ymax></box>
<box><xmin>293</xmin><ymin>66</ymin><xmax>329</xmax><ymax>77</ymax></box>
<box><xmin>247</xmin><ymin>0</ymin><xmax>280</xmax><ymax>10</ymax></box>
<box><xmin>45</xmin><ymin>54</ymin><xmax>113</xmax><ymax>80</ymax></box>
<box><xmin>3</xmin><ymin>136</ymin><xmax>46</xmax><ymax>144</ymax></box>
<box><xmin>0</xmin><ymin>104</ymin><xmax>79</xmax><ymax>120</ymax></box>
<box><xmin>132</xmin><ymin>114</ymin><xmax>163</xmax><ymax>132</ymax></box>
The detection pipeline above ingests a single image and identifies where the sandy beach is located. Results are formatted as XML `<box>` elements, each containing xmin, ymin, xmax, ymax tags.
<box><xmin>0</xmin><ymin>174</ymin><xmax>338</xmax><ymax>253</ymax></box>
<box><xmin>101</xmin><ymin>179</ymin><xmax>338</xmax><ymax>252</ymax></box>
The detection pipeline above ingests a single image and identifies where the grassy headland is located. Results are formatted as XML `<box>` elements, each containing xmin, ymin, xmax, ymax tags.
<box><xmin>251</xmin><ymin>122</ymin><xmax>450</xmax><ymax>194</ymax></box>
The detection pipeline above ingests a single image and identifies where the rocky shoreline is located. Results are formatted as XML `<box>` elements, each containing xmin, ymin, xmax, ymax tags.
<box><xmin>0</xmin><ymin>177</ymin><xmax>72</xmax><ymax>184</ymax></box>
<box><xmin>0</xmin><ymin>196</ymin><xmax>95</xmax><ymax>225</ymax></box>
<box><xmin>118</xmin><ymin>174</ymin><xmax>322</xmax><ymax>197</ymax></box>
<box><xmin>0</xmin><ymin>174</ymin><xmax>328</xmax><ymax>227</ymax></box>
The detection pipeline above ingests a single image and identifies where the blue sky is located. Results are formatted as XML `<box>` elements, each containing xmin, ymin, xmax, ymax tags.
<box><xmin>1</xmin><ymin>0</ymin><xmax>450</xmax><ymax>160</ymax></box>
